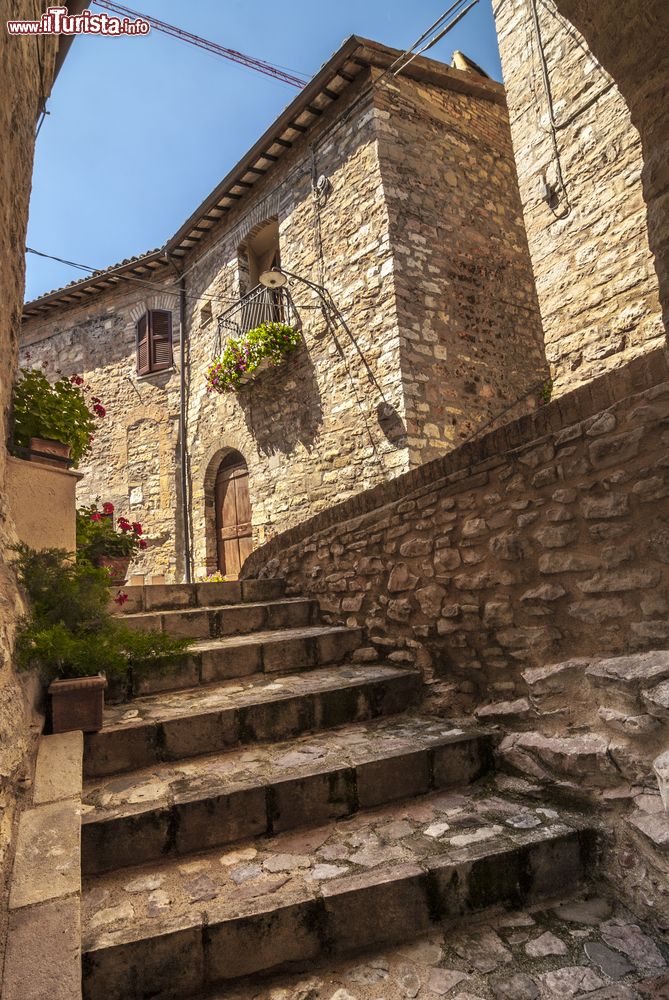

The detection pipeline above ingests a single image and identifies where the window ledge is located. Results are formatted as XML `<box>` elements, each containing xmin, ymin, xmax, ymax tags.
<box><xmin>135</xmin><ymin>366</ymin><xmax>177</xmax><ymax>382</ymax></box>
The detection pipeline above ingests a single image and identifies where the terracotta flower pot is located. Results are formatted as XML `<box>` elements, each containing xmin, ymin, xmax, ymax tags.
<box><xmin>29</xmin><ymin>436</ymin><xmax>71</xmax><ymax>467</ymax></box>
<box><xmin>97</xmin><ymin>555</ymin><xmax>131</xmax><ymax>585</ymax></box>
<box><xmin>49</xmin><ymin>675</ymin><xmax>107</xmax><ymax>733</ymax></box>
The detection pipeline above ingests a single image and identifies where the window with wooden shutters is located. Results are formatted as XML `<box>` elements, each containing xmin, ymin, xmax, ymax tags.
<box><xmin>136</xmin><ymin>313</ymin><xmax>150</xmax><ymax>375</ymax></box>
<box><xmin>136</xmin><ymin>310</ymin><xmax>173</xmax><ymax>375</ymax></box>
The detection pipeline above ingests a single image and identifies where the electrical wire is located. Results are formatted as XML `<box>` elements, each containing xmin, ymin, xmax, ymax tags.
<box><xmin>25</xmin><ymin>246</ymin><xmax>241</xmax><ymax>308</ymax></box>
<box><xmin>27</xmin><ymin>0</ymin><xmax>485</xmax><ymax>300</ymax></box>
<box><xmin>92</xmin><ymin>0</ymin><xmax>308</xmax><ymax>88</ymax></box>
<box><xmin>34</xmin><ymin>35</ymin><xmax>48</xmax><ymax>137</ymax></box>
<box><xmin>527</xmin><ymin>0</ymin><xmax>570</xmax><ymax>217</ymax></box>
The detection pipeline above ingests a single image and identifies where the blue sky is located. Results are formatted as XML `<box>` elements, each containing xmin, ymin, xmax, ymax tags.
<box><xmin>25</xmin><ymin>0</ymin><xmax>503</xmax><ymax>301</ymax></box>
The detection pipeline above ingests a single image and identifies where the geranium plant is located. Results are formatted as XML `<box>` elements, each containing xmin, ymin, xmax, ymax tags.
<box><xmin>76</xmin><ymin>502</ymin><xmax>147</xmax><ymax>561</ymax></box>
<box><xmin>12</xmin><ymin>368</ymin><xmax>106</xmax><ymax>467</ymax></box>
<box><xmin>206</xmin><ymin>321</ymin><xmax>300</xmax><ymax>393</ymax></box>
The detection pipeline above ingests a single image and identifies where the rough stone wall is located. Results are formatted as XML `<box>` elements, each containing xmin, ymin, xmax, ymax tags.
<box><xmin>186</xmin><ymin>72</ymin><xmax>409</xmax><ymax>577</ymax></box>
<box><xmin>553</xmin><ymin>0</ymin><xmax>669</xmax><ymax>336</ymax></box>
<box><xmin>23</xmin><ymin>65</ymin><xmax>547</xmax><ymax>582</ymax></box>
<box><xmin>374</xmin><ymin>72</ymin><xmax>548</xmax><ymax>460</ymax></box>
<box><xmin>243</xmin><ymin>345</ymin><xmax>669</xmax><ymax>704</ymax></box>
<box><xmin>0</xmin><ymin>4</ymin><xmax>61</xmax><ymax>973</ymax></box>
<box><xmin>493</xmin><ymin>0</ymin><xmax>665</xmax><ymax>396</ymax></box>
<box><xmin>243</xmin><ymin>345</ymin><xmax>669</xmax><ymax>921</ymax></box>
<box><xmin>22</xmin><ymin>280</ymin><xmax>185</xmax><ymax>581</ymax></box>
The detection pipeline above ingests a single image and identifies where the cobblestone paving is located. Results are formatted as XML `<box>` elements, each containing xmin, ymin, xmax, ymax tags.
<box><xmin>205</xmin><ymin>896</ymin><xmax>669</xmax><ymax>1000</ymax></box>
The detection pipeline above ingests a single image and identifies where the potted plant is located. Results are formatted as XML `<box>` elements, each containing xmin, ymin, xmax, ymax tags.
<box><xmin>11</xmin><ymin>367</ymin><xmax>106</xmax><ymax>467</ymax></box>
<box><xmin>14</xmin><ymin>545</ymin><xmax>190</xmax><ymax>733</ymax></box>
<box><xmin>76</xmin><ymin>502</ymin><xmax>147</xmax><ymax>584</ymax></box>
<box><xmin>205</xmin><ymin>321</ymin><xmax>300</xmax><ymax>393</ymax></box>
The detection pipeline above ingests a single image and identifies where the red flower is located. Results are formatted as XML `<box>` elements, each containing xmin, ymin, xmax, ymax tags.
<box><xmin>102</xmin><ymin>502</ymin><xmax>114</xmax><ymax>514</ymax></box>
<box><xmin>92</xmin><ymin>396</ymin><xmax>101</xmax><ymax>404</ymax></box>
<box><xmin>70</xmin><ymin>374</ymin><xmax>84</xmax><ymax>386</ymax></box>
<box><xmin>90</xmin><ymin>512</ymin><xmax>102</xmax><ymax>522</ymax></box>
<box><xmin>132</xmin><ymin>522</ymin><xmax>142</xmax><ymax>535</ymax></box>
<box><xmin>138</xmin><ymin>539</ymin><xmax>148</xmax><ymax>550</ymax></box>
<box><xmin>114</xmin><ymin>591</ymin><xmax>129</xmax><ymax>605</ymax></box>
<box><xmin>93</xmin><ymin>403</ymin><xmax>106</xmax><ymax>418</ymax></box>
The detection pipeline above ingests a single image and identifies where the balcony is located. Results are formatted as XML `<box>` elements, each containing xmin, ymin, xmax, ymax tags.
<box><xmin>217</xmin><ymin>283</ymin><xmax>299</xmax><ymax>343</ymax></box>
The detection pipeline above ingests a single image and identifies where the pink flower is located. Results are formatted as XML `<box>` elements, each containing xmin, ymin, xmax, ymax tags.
<box><xmin>114</xmin><ymin>592</ymin><xmax>129</xmax><ymax>606</ymax></box>
<box><xmin>102</xmin><ymin>502</ymin><xmax>114</xmax><ymax>514</ymax></box>
<box><xmin>132</xmin><ymin>522</ymin><xmax>142</xmax><ymax>535</ymax></box>
<box><xmin>70</xmin><ymin>374</ymin><xmax>84</xmax><ymax>386</ymax></box>
<box><xmin>90</xmin><ymin>512</ymin><xmax>102</xmax><ymax>522</ymax></box>
<box><xmin>138</xmin><ymin>539</ymin><xmax>148</xmax><ymax>550</ymax></box>
<box><xmin>93</xmin><ymin>403</ymin><xmax>106</xmax><ymax>418</ymax></box>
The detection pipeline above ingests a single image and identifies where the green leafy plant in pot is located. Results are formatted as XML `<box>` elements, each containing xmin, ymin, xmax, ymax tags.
<box><xmin>77</xmin><ymin>502</ymin><xmax>147</xmax><ymax>584</ymax></box>
<box><xmin>12</xmin><ymin>367</ymin><xmax>106</xmax><ymax>467</ymax></box>
<box><xmin>205</xmin><ymin>321</ymin><xmax>300</xmax><ymax>393</ymax></box>
<box><xmin>14</xmin><ymin>545</ymin><xmax>191</xmax><ymax>733</ymax></box>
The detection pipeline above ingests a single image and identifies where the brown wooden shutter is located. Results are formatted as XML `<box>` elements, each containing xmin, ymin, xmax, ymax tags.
<box><xmin>148</xmin><ymin>310</ymin><xmax>173</xmax><ymax>372</ymax></box>
<box><xmin>136</xmin><ymin>314</ymin><xmax>150</xmax><ymax>375</ymax></box>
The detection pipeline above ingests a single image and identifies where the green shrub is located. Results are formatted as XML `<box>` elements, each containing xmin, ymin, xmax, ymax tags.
<box><xmin>539</xmin><ymin>378</ymin><xmax>554</xmax><ymax>405</ymax></box>
<box><xmin>13</xmin><ymin>546</ymin><xmax>190</xmax><ymax>683</ymax></box>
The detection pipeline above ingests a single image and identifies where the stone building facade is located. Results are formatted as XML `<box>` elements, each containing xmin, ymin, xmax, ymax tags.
<box><xmin>493</xmin><ymin>0</ymin><xmax>665</xmax><ymax>395</ymax></box>
<box><xmin>21</xmin><ymin>38</ymin><xmax>547</xmax><ymax>584</ymax></box>
<box><xmin>0</xmin><ymin>1</ymin><xmax>83</xmax><ymax>969</ymax></box>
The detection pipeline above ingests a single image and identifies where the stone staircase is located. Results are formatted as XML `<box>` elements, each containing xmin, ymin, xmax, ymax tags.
<box><xmin>80</xmin><ymin>581</ymin><xmax>597</xmax><ymax>1000</ymax></box>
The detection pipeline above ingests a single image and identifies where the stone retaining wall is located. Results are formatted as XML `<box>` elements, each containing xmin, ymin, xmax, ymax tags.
<box><xmin>244</xmin><ymin>345</ymin><xmax>669</xmax><ymax>921</ymax></box>
<box><xmin>243</xmin><ymin>346</ymin><xmax>669</xmax><ymax>707</ymax></box>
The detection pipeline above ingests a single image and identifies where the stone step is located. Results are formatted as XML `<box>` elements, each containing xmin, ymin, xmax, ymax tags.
<box><xmin>122</xmin><ymin>596</ymin><xmax>318</xmax><ymax>639</ymax></box>
<box><xmin>114</xmin><ymin>578</ymin><xmax>286</xmax><ymax>614</ymax></box>
<box><xmin>132</xmin><ymin>624</ymin><xmax>365</xmax><ymax>696</ymax></box>
<box><xmin>85</xmin><ymin>664</ymin><xmax>423</xmax><ymax>779</ymax></box>
<box><xmin>176</xmin><ymin>891</ymin><xmax>668</xmax><ymax>1000</ymax></box>
<box><xmin>81</xmin><ymin>716</ymin><xmax>493</xmax><ymax>875</ymax></box>
<box><xmin>81</xmin><ymin>787</ymin><xmax>596</xmax><ymax>1000</ymax></box>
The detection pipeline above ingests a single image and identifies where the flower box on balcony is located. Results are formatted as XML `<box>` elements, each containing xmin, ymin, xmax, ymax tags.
<box><xmin>236</xmin><ymin>357</ymin><xmax>274</xmax><ymax>386</ymax></box>
<box><xmin>206</xmin><ymin>319</ymin><xmax>301</xmax><ymax>394</ymax></box>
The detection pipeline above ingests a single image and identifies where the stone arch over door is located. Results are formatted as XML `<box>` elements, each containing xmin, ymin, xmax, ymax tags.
<box><xmin>202</xmin><ymin>446</ymin><xmax>253</xmax><ymax>578</ymax></box>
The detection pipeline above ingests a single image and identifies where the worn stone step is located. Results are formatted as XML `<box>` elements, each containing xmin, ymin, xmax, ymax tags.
<box><xmin>133</xmin><ymin>624</ymin><xmax>365</xmax><ymax>696</ymax></box>
<box><xmin>81</xmin><ymin>716</ymin><xmax>493</xmax><ymax>875</ymax></box>
<box><xmin>81</xmin><ymin>787</ymin><xmax>596</xmax><ymax>1000</ymax></box>
<box><xmin>114</xmin><ymin>579</ymin><xmax>286</xmax><ymax>614</ymax></box>
<box><xmin>176</xmin><ymin>891</ymin><xmax>669</xmax><ymax>1000</ymax></box>
<box><xmin>85</xmin><ymin>664</ymin><xmax>423</xmax><ymax>779</ymax></box>
<box><xmin>122</xmin><ymin>596</ymin><xmax>318</xmax><ymax>639</ymax></box>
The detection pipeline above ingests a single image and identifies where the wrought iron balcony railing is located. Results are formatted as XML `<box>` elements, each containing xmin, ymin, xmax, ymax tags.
<box><xmin>216</xmin><ymin>284</ymin><xmax>299</xmax><ymax>347</ymax></box>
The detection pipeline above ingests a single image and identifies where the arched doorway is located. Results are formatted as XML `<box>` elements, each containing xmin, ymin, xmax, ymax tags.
<box><xmin>214</xmin><ymin>450</ymin><xmax>252</xmax><ymax>578</ymax></box>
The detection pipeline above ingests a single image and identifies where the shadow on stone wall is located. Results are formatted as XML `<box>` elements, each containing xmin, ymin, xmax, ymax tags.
<box><xmin>236</xmin><ymin>342</ymin><xmax>323</xmax><ymax>456</ymax></box>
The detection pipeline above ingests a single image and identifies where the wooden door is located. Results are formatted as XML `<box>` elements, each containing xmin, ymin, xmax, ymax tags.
<box><xmin>215</xmin><ymin>460</ymin><xmax>253</xmax><ymax>578</ymax></box>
